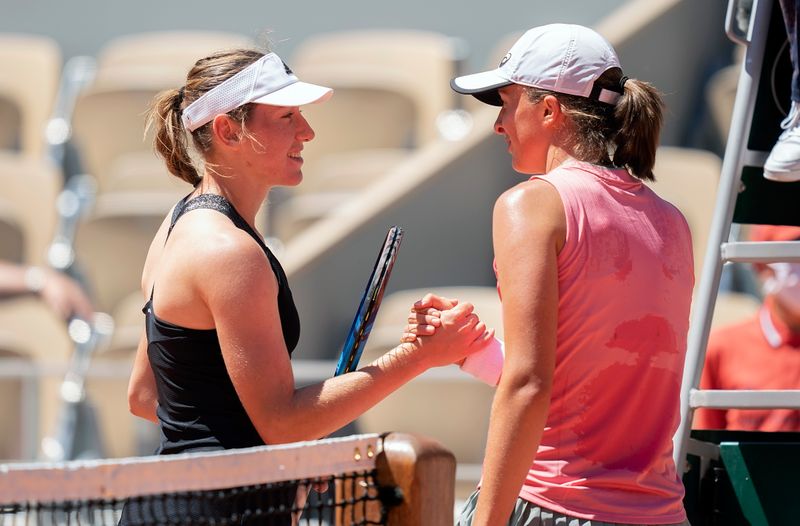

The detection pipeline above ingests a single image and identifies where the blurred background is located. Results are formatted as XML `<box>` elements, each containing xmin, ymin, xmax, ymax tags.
<box><xmin>0</xmin><ymin>0</ymin><xmax>756</xmax><ymax>505</ymax></box>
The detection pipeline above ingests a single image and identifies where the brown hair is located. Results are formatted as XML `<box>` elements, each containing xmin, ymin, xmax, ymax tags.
<box><xmin>524</xmin><ymin>67</ymin><xmax>664</xmax><ymax>181</ymax></box>
<box><xmin>146</xmin><ymin>49</ymin><xmax>265</xmax><ymax>185</ymax></box>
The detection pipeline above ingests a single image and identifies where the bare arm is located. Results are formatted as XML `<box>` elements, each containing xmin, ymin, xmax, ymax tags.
<box><xmin>205</xmin><ymin>232</ymin><xmax>489</xmax><ymax>444</ymax></box>
<box><xmin>127</xmin><ymin>211</ymin><xmax>172</xmax><ymax>423</ymax></box>
<box><xmin>128</xmin><ymin>327</ymin><xmax>158</xmax><ymax>423</ymax></box>
<box><xmin>0</xmin><ymin>260</ymin><xmax>94</xmax><ymax>320</ymax></box>
<box><xmin>472</xmin><ymin>180</ymin><xmax>564</xmax><ymax>525</ymax></box>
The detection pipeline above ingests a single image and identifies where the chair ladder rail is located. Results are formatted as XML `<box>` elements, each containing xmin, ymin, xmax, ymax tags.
<box><xmin>673</xmin><ymin>0</ymin><xmax>800</xmax><ymax>469</ymax></box>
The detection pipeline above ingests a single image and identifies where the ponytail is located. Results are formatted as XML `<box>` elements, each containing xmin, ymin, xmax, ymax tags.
<box><xmin>525</xmin><ymin>68</ymin><xmax>665</xmax><ymax>182</ymax></box>
<box><xmin>147</xmin><ymin>87</ymin><xmax>202</xmax><ymax>186</ymax></box>
<box><xmin>145</xmin><ymin>48</ymin><xmax>266</xmax><ymax>187</ymax></box>
<box><xmin>611</xmin><ymin>78</ymin><xmax>664</xmax><ymax>181</ymax></box>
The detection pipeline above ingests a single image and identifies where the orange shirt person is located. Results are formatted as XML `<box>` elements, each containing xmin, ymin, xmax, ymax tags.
<box><xmin>695</xmin><ymin>225</ymin><xmax>800</xmax><ymax>431</ymax></box>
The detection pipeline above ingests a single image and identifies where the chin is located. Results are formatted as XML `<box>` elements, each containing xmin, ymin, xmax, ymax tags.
<box><xmin>280</xmin><ymin>172</ymin><xmax>304</xmax><ymax>187</ymax></box>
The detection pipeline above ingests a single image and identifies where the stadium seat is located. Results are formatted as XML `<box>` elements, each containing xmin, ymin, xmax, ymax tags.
<box><xmin>0</xmin><ymin>340</ymin><xmax>33</xmax><ymax>460</ymax></box>
<box><xmin>274</xmin><ymin>30</ymin><xmax>464</xmax><ymax>239</ymax></box>
<box><xmin>74</xmin><ymin>191</ymin><xmax>177</xmax><ymax>315</ymax></box>
<box><xmin>0</xmin><ymin>96</ymin><xmax>21</xmax><ymax>153</ymax></box>
<box><xmin>93</xmin><ymin>31</ymin><xmax>253</xmax><ymax>78</ymax></box>
<box><xmin>0</xmin><ymin>297</ymin><xmax>74</xmax><ymax>460</ymax></box>
<box><xmin>292</xmin><ymin>29</ymin><xmax>462</xmax><ymax>152</ymax></box>
<box><xmin>0</xmin><ymin>153</ymin><xmax>62</xmax><ymax>266</ymax></box>
<box><xmin>71</xmin><ymin>31</ymin><xmax>252</xmax><ymax>195</ymax></box>
<box><xmin>0</xmin><ymin>34</ymin><xmax>61</xmax><ymax>158</ymax></box>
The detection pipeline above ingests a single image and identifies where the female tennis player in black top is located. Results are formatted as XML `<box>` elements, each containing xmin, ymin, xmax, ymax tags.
<box><xmin>124</xmin><ymin>47</ymin><xmax>489</xmax><ymax>521</ymax></box>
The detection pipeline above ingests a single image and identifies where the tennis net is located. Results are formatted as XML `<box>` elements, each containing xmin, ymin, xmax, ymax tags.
<box><xmin>0</xmin><ymin>433</ymin><xmax>448</xmax><ymax>526</ymax></box>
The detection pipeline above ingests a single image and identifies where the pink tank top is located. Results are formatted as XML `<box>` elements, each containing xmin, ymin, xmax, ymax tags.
<box><xmin>513</xmin><ymin>160</ymin><xmax>693</xmax><ymax>523</ymax></box>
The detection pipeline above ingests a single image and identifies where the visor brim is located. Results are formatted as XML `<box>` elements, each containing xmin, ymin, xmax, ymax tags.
<box><xmin>253</xmin><ymin>81</ymin><xmax>333</xmax><ymax>107</ymax></box>
<box><xmin>450</xmin><ymin>69</ymin><xmax>513</xmax><ymax>107</ymax></box>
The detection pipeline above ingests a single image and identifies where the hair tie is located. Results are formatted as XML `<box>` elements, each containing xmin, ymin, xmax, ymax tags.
<box><xmin>619</xmin><ymin>76</ymin><xmax>630</xmax><ymax>91</ymax></box>
<box><xmin>173</xmin><ymin>87</ymin><xmax>185</xmax><ymax>112</ymax></box>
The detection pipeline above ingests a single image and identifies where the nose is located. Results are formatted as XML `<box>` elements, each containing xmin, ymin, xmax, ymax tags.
<box><xmin>297</xmin><ymin>112</ymin><xmax>315</xmax><ymax>142</ymax></box>
<box><xmin>493</xmin><ymin>110</ymin><xmax>505</xmax><ymax>135</ymax></box>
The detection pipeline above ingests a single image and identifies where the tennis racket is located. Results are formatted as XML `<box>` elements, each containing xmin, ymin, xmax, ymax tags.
<box><xmin>293</xmin><ymin>226</ymin><xmax>403</xmax><ymax>524</ymax></box>
<box><xmin>334</xmin><ymin>225</ymin><xmax>404</xmax><ymax>376</ymax></box>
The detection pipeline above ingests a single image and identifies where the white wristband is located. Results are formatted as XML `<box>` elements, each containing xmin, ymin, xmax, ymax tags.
<box><xmin>460</xmin><ymin>337</ymin><xmax>505</xmax><ymax>386</ymax></box>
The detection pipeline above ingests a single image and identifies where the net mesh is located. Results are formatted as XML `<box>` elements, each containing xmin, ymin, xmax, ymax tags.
<box><xmin>0</xmin><ymin>434</ymin><xmax>395</xmax><ymax>526</ymax></box>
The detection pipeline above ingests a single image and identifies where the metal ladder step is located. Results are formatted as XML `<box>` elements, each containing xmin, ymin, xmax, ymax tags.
<box><xmin>721</xmin><ymin>241</ymin><xmax>800</xmax><ymax>263</ymax></box>
<box><xmin>690</xmin><ymin>389</ymin><xmax>800</xmax><ymax>409</ymax></box>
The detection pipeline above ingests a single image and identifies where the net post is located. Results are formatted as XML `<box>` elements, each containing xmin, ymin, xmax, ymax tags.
<box><xmin>378</xmin><ymin>432</ymin><xmax>456</xmax><ymax>526</ymax></box>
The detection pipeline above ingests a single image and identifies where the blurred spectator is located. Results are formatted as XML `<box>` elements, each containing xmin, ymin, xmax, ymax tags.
<box><xmin>695</xmin><ymin>225</ymin><xmax>800</xmax><ymax>431</ymax></box>
<box><xmin>0</xmin><ymin>260</ymin><xmax>93</xmax><ymax>321</ymax></box>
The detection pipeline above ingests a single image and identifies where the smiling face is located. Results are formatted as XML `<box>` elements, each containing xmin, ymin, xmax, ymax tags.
<box><xmin>236</xmin><ymin>103</ymin><xmax>316</xmax><ymax>187</ymax></box>
<box><xmin>494</xmin><ymin>85</ymin><xmax>556</xmax><ymax>174</ymax></box>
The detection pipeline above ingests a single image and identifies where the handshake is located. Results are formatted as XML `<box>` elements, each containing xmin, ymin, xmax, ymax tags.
<box><xmin>400</xmin><ymin>293</ymin><xmax>505</xmax><ymax>386</ymax></box>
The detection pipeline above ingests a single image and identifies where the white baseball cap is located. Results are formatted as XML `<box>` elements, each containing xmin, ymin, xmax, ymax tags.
<box><xmin>451</xmin><ymin>24</ymin><xmax>623</xmax><ymax>106</ymax></box>
<box><xmin>182</xmin><ymin>52</ymin><xmax>333</xmax><ymax>132</ymax></box>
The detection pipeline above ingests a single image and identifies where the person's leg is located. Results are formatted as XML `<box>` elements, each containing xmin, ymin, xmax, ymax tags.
<box><xmin>781</xmin><ymin>0</ymin><xmax>800</xmax><ymax>101</ymax></box>
<box><xmin>765</xmin><ymin>0</ymin><xmax>800</xmax><ymax>181</ymax></box>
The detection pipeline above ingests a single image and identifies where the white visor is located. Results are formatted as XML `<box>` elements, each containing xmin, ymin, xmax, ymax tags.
<box><xmin>181</xmin><ymin>52</ymin><xmax>333</xmax><ymax>132</ymax></box>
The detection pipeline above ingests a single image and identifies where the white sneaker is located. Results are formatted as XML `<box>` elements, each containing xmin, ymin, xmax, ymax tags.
<box><xmin>764</xmin><ymin>102</ymin><xmax>800</xmax><ymax>182</ymax></box>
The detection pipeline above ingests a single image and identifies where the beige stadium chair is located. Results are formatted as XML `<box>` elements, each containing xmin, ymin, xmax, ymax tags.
<box><xmin>0</xmin><ymin>336</ymin><xmax>35</xmax><ymax>460</ymax></box>
<box><xmin>74</xmin><ymin>191</ymin><xmax>181</xmax><ymax>315</ymax></box>
<box><xmin>0</xmin><ymin>297</ymin><xmax>74</xmax><ymax>459</ymax></box>
<box><xmin>105</xmin><ymin>151</ymin><xmax>189</xmax><ymax>194</ymax></box>
<box><xmin>272</xmin><ymin>148</ymin><xmax>412</xmax><ymax>239</ymax></box>
<box><xmin>356</xmin><ymin>286</ymin><xmax>503</xmax><ymax>500</ymax></box>
<box><xmin>0</xmin><ymin>34</ymin><xmax>61</xmax><ymax>158</ymax></box>
<box><xmin>0</xmin><ymin>153</ymin><xmax>62</xmax><ymax>266</ymax></box>
<box><xmin>648</xmin><ymin>147</ymin><xmax>721</xmax><ymax>283</ymax></box>
<box><xmin>84</xmin><ymin>290</ymin><xmax>141</xmax><ymax>458</ymax></box>
<box><xmin>275</xmin><ymin>30</ymin><xmax>463</xmax><ymax>239</ymax></box>
<box><xmin>292</xmin><ymin>29</ymin><xmax>462</xmax><ymax>154</ymax></box>
<box><xmin>0</xmin><ymin>206</ymin><xmax>24</xmax><ymax>264</ymax></box>
<box><xmin>0</xmin><ymin>95</ymin><xmax>21</xmax><ymax>152</ymax></box>
<box><xmin>94</xmin><ymin>31</ymin><xmax>253</xmax><ymax>79</ymax></box>
<box><xmin>71</xmin><ymin>31</ymin><xmax>252</xmax><ymax>195</ymax></box>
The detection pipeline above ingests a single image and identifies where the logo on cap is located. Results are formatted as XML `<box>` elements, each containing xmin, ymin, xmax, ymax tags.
<box><xmin>499</xmin><ymin>53</ymin><xmax>511</xmax><ymax>67</ymax></box>
<box><xmin>282</xmin><ymin>61</ymin><xmax>293</xmax><ymax>75</ymax></box>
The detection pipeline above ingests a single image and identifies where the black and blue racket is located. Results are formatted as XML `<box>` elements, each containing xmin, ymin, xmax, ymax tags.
<box><xmin>295</xmin><ymin>226</ymin><xmax>404</xmax><ymax>521</ymax></box>
<box><xmin>334</xmin><ymin>225</ymin><xmax>404</xmax><ymax>376</ymax></box>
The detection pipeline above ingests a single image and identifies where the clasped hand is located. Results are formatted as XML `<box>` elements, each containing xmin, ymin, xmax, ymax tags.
<box><xmin>400</xmin><ymin>293</ymin><xmax>494</xmax><ymax>367</ymax></box>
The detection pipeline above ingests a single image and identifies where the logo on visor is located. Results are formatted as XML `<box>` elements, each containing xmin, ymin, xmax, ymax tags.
<box><xmin>499</xmin><ymin>53</ymin><xmax>511</xmax><ymax>67</ymax></box>
<box><xmin>282</xmin><ymin>61</ymin><xmax>293</xmax><ymax>75</ymax></box>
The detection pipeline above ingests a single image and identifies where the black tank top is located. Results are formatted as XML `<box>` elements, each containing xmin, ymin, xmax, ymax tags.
<box><xmin>145</xmin><ymin>193</ymin><xmax>300</xmax><ymax>454</ymax></box>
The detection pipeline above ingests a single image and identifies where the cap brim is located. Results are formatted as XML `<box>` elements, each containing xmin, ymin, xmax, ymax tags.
<box><xmin>253</xmin><ymin>80</ymin><xmax>333</xmax><ymax>107</ymax></box>
<box><xmin>450</xmin><ymin>69</ymin><xmax>512</xmax><ymax>106</ymax></box>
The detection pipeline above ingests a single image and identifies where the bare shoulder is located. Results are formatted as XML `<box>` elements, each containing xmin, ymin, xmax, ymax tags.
<box><xmin>174</xmin><ymin>210</ymin><xmax>276</xmax><ymax>300</ymax></box>
<box><xmin>494</xmin><ymin>179</ymin><xmax>565</xmax><ymax>241</ymax></box>
<box><xmin>177</xmin><ymin>210</ymin><xmax>267</xmax><ymax>269</ymax></box>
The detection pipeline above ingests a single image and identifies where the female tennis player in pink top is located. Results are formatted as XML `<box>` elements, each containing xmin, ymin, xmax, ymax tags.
<box><xmin>411</xmin><ymin>24</ymin><xmax>694</xmax><ymax>525</ymax></box>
